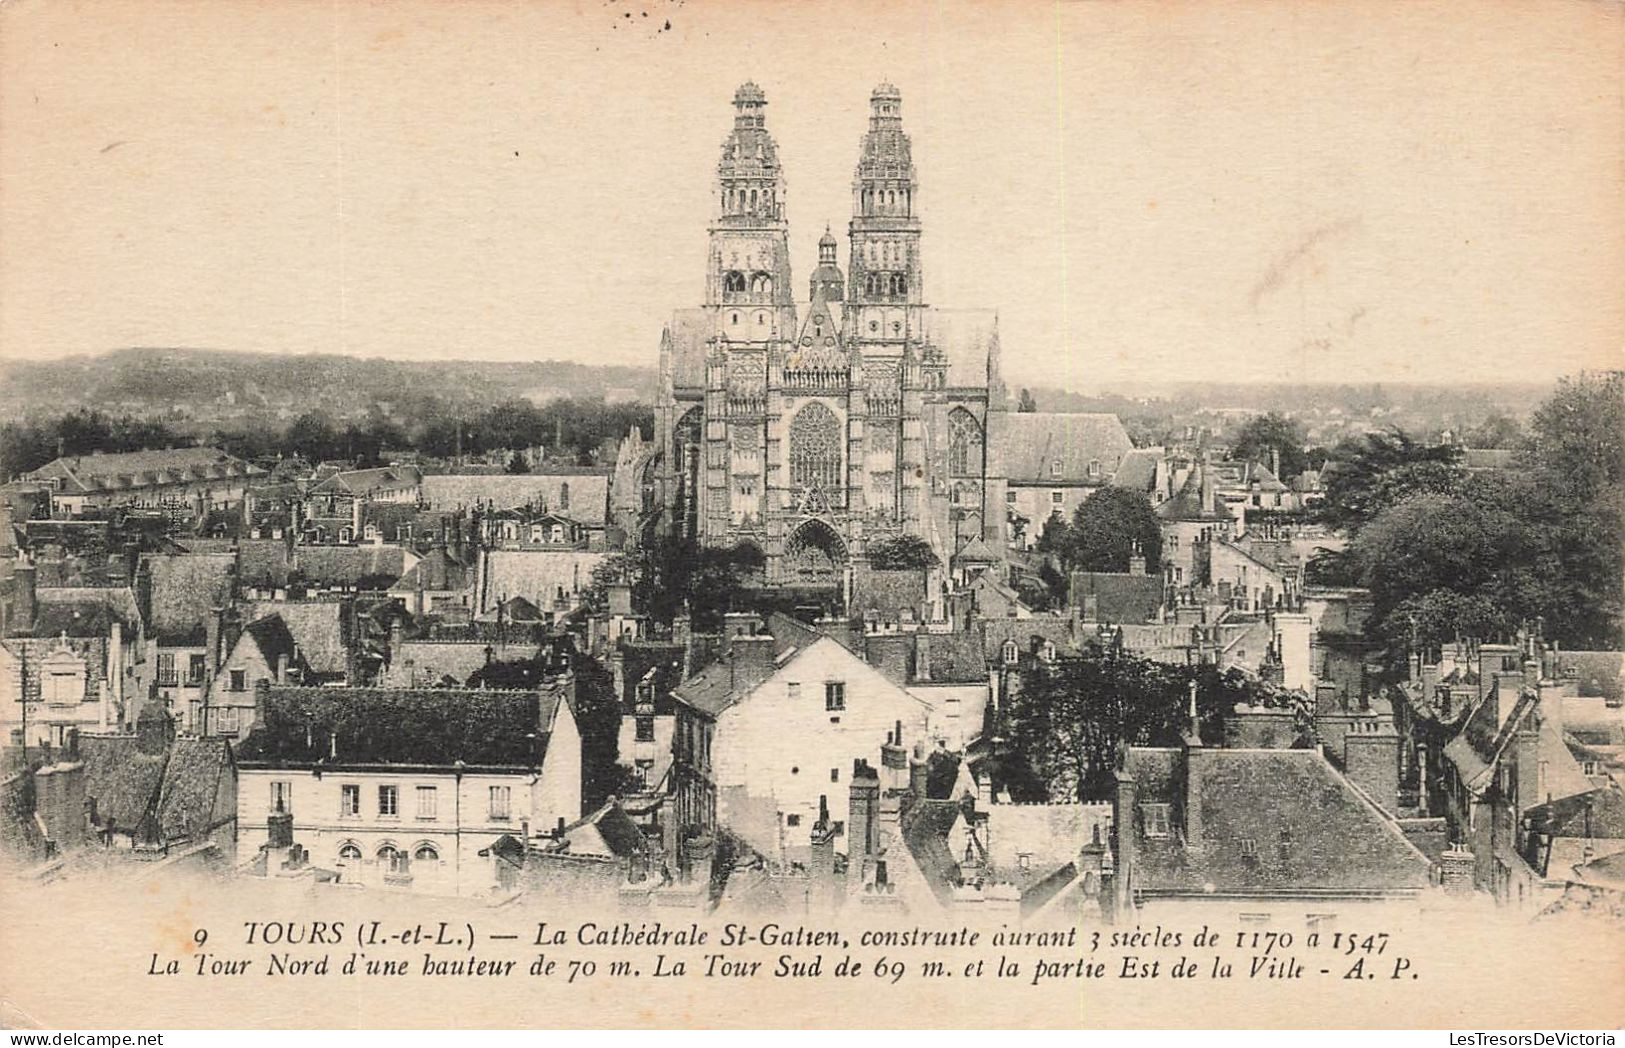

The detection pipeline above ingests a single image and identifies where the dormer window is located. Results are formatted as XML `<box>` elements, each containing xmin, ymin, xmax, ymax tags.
<box><xmin>1141</xmin><ymin>803</ymin><xmax>1171</xmax><ymax>839</ymax></box>
<box><xmin>1041</xmin><ymin>641</ymin><xmax>1056</xmax><ymax>663</ymax></box>
<box><xmin>1001</xmin><ymin>639</ymin><xmax>1019</xmax><ymax>667</ymax></box>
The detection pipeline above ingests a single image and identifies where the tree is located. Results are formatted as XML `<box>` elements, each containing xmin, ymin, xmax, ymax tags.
<box><xmin>1463</xmin><ymin>412</ymin><xmax>1526</xmax><ymax>450</ymax></box>
<box><xmin>1062</xmin><ymin>487</ymin><xmax>1161</xmax><ymax>573</ymax></box>
<box><xmin>1317</xmin><ymin>430</ymin><xmax>1465</xmax><ymax>533</ymax></box>
<box><xmin>506</xmin><ymin>451</ymin><xmax>530</xmax><ymax>474</ymax></box>
<box><xmin>585</xmin><ymin>536</ymin><xmax>762</xmax><ymax>631</ymax></box>
<box><xmin>1016</xmin><ymin>388</ymin><xmax>1038</xmax><ymax>413</ymax></box>
<box><xmin>1230</xmin><ymin>412</ymin><xmax>1309</xmax><ymax>479</ymax></box>
<box><xmin>866</xmin><ymin>535</ymin><xmax>937</xmax><ymax>571</ymax></box>
<box><xmin>1002</xmin><ymin>648</ymin><xmax>1281</xmax><ymax>801</ymax></box>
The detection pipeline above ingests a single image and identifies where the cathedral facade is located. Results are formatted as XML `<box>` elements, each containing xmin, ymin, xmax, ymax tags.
<box><xmin>657</xmin><ymin>83</ymin><xmax>1007</xmax><ymax>586</ymax></box>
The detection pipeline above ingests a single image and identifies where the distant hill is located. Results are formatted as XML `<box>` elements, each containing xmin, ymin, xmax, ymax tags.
<box><xmin>0</xmin><ymin>347</ymin><xmax>658</xmax><ymax>421</ymax></box>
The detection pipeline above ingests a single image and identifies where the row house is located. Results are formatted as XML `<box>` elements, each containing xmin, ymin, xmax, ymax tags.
<box><xmin>236</xmin><ymin>678</ymin><xmax>581</xmax><ymax>896</ymax></box>
<box><xmin>24</xmin><ymin>448</ymin><xmax>264</xmax><ymax>519</ymax></box>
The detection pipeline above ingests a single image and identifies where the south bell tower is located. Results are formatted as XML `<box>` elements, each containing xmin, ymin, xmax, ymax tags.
<box><xmin>846</xmin><ymin>83</ymin><xmax>923</xmax><ymax>348</ymax></box>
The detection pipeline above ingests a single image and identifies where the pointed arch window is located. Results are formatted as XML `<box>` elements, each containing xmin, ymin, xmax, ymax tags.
<box><xmin>724</xmin><ymin>271</ymin><xmax>746</xmax><ymax>294</ymax></box>
<box><xmin>948</xmin><ymin>408</ymin><xmax>983</xmax><ymax>477</ymax></box>
<box><xmin>789</xmin><ymin>402</ymin><xmax>843</xmax><ymax>491</ymax></box>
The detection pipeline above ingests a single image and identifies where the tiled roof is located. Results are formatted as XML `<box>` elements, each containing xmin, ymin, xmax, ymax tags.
<box><xmin>989</xmin><ymin>413</ymin><xmax>1134</xmax><ymax>485</ymax></box>
<box><xmin>29</xmin><ymin>587</ymin><xmax>142</xmax><ymax>638</ymax></box>
<box><xmin>237</xmin><ymin>684</ymin><xmax>563</xmax><ymax>768</ymax></box>
<box><xmin>559</xmin><ymin>799</ymin><xmax>646</xmax><ymax>859</ymax></box>
<box><xmin>239</xmin><ymin>614</ymin><xmax>301</xmax><ymax>675</ymax></box>
<box><xmin>1443</xmin><ymin>682</ymin><xmax>1536</xmax><ymax>795</ymax></box>
<box><xmin>1124</xmin><ymin>746</ymin><xmax>1433</xmax><ymax>895</ymax></box>
<box><xmin>420</xmin><ymin>474</ymin><xmax>608</xmax><ymax>526</ymax></box>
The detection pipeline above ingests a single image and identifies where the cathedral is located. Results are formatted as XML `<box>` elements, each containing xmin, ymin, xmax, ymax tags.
<box><xmin>656</xmin><ymin>82</ymin><xmax>1007</xmax><ymax>586</ymax></box>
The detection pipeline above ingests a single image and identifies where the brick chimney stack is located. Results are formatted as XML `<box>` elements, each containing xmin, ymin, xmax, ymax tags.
<box><xmin>848</xmin><ymin>759</ymin><xmax>880</xmax><ymax>865</ymax></box>
<box><xmin>13</xmin><ymin>558</ymin><xmax>37</xmax><ymax>634</ymax></box>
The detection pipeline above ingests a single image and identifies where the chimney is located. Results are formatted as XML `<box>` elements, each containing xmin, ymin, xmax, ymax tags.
<box><xmin>135</xmin><ymin>704</ymin><xmax>172</xmax><ymax>755</ymax></box>
<box><xmin>608</xmin><ymin>581</ymin><xmax>633</xmax><ymax>617</ymax></box>
<box><xmin>134</xmin><ymin>557</ymin><xmax>152</xmax><ymax>627</ymax></box>
<box><xmin>1128</xmin><ymin>540</ymin><xmax>1147</xmax><ymax>577</ymax></box>
<box><xmin>908</xmin><ymin>741</ymin><xmax>929</xmax><ymax>801</ymax></box>
<box><xmin>1272</xmin><ymin>611</ymin><xmax>1313</xmax><ymax>693</ymax></box>
<box><xmin>350</xmin><ymin>497</ymin><xmax>362</xmax><ymax>541</ymax></box>
<box><xmin>206</xmin><ymin>605</ymin><xmax>225</xmax><ymax>675</ymax></box>
<box><xmin>276</xmin><ymin>651</ymin><xmax>289</xmax><ymax>684</ymax></box>
<box><xmin>1182</xmin><ymin>726</ymin><xmax>1205</xmax><ymax>853</ymax></box>
<box><xmin>1343</xmin><ymin>726</ymin><xmax>1401</xmax><ymax>815</ymax></box>
<box><xmin>913</xmin><ymin>631</ymin><xmax>932</xmax><ymax>682</ymax></box>
<box><xmin>1439</xmin><ymin>846</ymin><xmax>1475</xmax><ymax>894</ymax></box>
<box><xmin>881</xmin><ymin>722</ymin><xmax>908</xmax><ymax>792</ymax></box>
<box><xmin>33</xmin><ymin>762</ymin><xmax>87</xmax><ymax>852</ymax></box>
<box><xmin>1477</xmin><ymin>643</ymin><xmax>1518</xmax><ymax>709</ymax></box>
<box><xmin>1199</xmin><ymin>453</ymin><xmax>1216</xmax><ymax>516</ymax></box>
<box><xmin>13</xmin><ymin>559</ymin><xmax>36</xmax><ymax>634</ymax></box>
<box><xmin>727</xmin><ymin>634</ymin><xmax>776</xmax><ymax>678</ymax></box>
<box><xmin>1270</xmin><ymin>447</ymin><xmax>1280</xmax><ymax>479</ymax></box>
<box><xmin>848</xmin><ymin>759</ymin><xmax>880</xmax><ymax>864</ymax></box>
<box><xmin>1111</xmin><ymin>768</ymin><xmax>1137</xmax><ymax>917</ymax></box>
<box><xmin>267</xmin><ymin>811</ymin><xmax>295</xmax><ymax>850</ymax></box>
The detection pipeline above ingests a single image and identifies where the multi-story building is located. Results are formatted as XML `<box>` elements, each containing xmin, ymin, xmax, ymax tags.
<box><xmin>23</xmin><ymin>447</ymin><xmax>264</xmax><ymax>518</ymax></box>
<box><xmin>235</xmin><ymin>679</ymin><xmax>581</xmax><ymax>896</ymax></box>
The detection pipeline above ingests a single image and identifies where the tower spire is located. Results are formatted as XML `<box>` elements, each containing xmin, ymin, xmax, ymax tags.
<box><xmin>848</xmin><ymin>83</ymin><xmax>922</xmax><ymax>344</ymax></box>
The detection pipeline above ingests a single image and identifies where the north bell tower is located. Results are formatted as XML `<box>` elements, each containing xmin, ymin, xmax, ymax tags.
<box><xmin>708</xmin><ymin>82</ymin><xmax>795</xmax><ymax>335</ymax></box>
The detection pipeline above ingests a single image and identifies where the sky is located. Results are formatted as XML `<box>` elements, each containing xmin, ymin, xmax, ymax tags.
<box><xmin>1</xmin><ymin>0</ymin><xmax>1621</xmax><ymax>392</ymax></box>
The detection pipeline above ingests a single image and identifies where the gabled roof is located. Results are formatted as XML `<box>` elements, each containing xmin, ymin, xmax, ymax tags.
<box><xmin>25</xmin><ymin>448</ymin><xmax>261</xmax><ymax>493</ymax></box>
<box><xmin>1124</xmin><ymin>746</ymin><xmax>1433</xmax><ymax>895</ymax></box>
<box><xmin>237</xmin><ymin>684</ymin><xmax>563</xmax><ymax>769</ymax></box>
<box><xmin>903</xmin><ymin>798</ymin><xmax>972</xmax><ymax>905</ymax></box>
<box><xmin>27</xmin><ymin>587</ymin><xmax>142</xmax><ymax>638</ymax></box>
<box><xmin>292</xmin><ymin>545</ymin><xmax>413</xmax><ymax>588</ymax></box>
<box><xmin>154</xmin><ymin>736</ymin><xmax>234</xmax><ymax>841</ymax></box>
<box><xmin>80</xmin><ymin>735</ymin><xmax>165</xmax><ymax>831</ymax></box>
<box><xmin>237</xmin><ymin>614</ymin><xmax>302</xmax><ymax>675</ymax></box>
<box><xmin>988</xmin><ymin>412</ymin><xmax>1134</xmax><ymax>485</ymax></box>
<box><xmin>390</xmin><ymin>548</ymin><xmax>470</xmax><ymax>592</ymax></box>
<box><xmin>1156</xmin><ymin>465</ymin><xmax>1234</xmax><ymax>522</ymax></box>
<box><xmin>1443</xmin><ymin>681</ymin><xmax>1536</xmax><ymax>796</ymax></box>
<box><xmin>1525</xmin><ymin>788</ymin><xmax>1625</xmax><ymax>841</ymax></box>
<box><xmin>239</xmin><ymin>600</ymin><xmax>349</xmax><ymax>676</ymax></box>
<box><xmin>308</xmin><ymin>465</ymin><xmax>422</xmax><ymax>497</ymax></box>
<box><xmin>556</xmin><ymin>799</ymin><xmax>647</xmax><ymax>859</ymax></box>
<box><xmin>478</xmin><ymin>548</ymin><xmax>603</xmax><ymax>615</ymax></box>
<box><xmin>1111</xmin><ymin>448</ymin><xmax>1164</xmax><ymax>496</ymax></box>
<box><xmin>671</xmin><ymin>614</ymin><xmax>823</xmax><ymax>718</ymax></box>
<box><xmin>145</xmin><ymin>552</ymin><xmax>235</xmax><ymax>644</ymax></box>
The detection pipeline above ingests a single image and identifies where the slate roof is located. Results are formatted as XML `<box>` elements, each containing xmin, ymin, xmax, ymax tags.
<box><xmin>292</xmin><ymin>545</ymin><xmax>413</xmax><ymax>589</ymax></box>
<box><xmin>1124</xmin><ymin>746</ymin><xmax>1433</xmax><ymax>895</ymax></box>
<box><xmin>238</xmin><ymin>614</ymin><xmax>301</xmax><ymax>676</ymax></box>
<box><xmin>391</xmin><ymin>548</ymin><xmax>470</xmax><ymax>592</ymax></box>
<box><xmin>988</xmin><ymin>413</ymin><xmax>1134</xmax><ymax>485</ymax></box>
<box><xmin>903</xmin><ymin>799</ymin><xmax>972</xmax><ymax>905</ymax></box>
<box><xmin>1553</xmin><ymin>651</ymin><xmax>1623</xmax><ymax>702</ymax></box>
<box><xmin>671</xmin><ymin>614</ymin><xmax>821</xmax><ymax>718</ymax></box>
<box><xmin>478</xmin><ymin>549</ymin><xmax>604</xmax><ymax>615</ymax></box>
<box><xmin>308</xmin><ymin>465</ymin><xmax>422</xmax><ymax>498</ymax></box>
<box><xmin>145</xmin><ymin>553</ymin><xmax>235</xmax><ymax>644</ymax></box>
<box><xmin>1156</xmin><ymin>465</ymin><xmax>1234</xmax><ymax>522</ymax></box>
<box><xmin>922</xmin><ymin>308</ymin><xmax>1000</xmax><ymax>389</ymax></box>
<box><xmin>239</xmin><ymin>600</ymin><xmax>350</xmax><ymax>676</ymax></box>
<box><xmin>236</xmin><ymin>684</ymin><xmax>563</xmax><ymax>768</ymax></box>
<box><xmin>1524</xmin><ymin>788</ymin><xmax>1625</xmax><ymax>841</ymax></box>
<box><xmin>420</xmin><ymin>474</ymin><xmax>609</xmax><ymax>526</ymax></box>
<box><xmin>25</xmin><ymin>448</ymin><xmax>262</xmax><ymax>494</ymax></box>
<box><xmin>1071</xmin><ymin>571</ymin><xmax>1163</xmax><ymax>624</ymax></box>
<box><xmin>237</xmin><ymin>539</ymin><xmax>291</xmax><ymax>589</ymax></box>
<box><xmin>154</xmin><ymin>736</ymin><xmax>234</xmax><ymax>841</ymax></box>
<box><xmin>1443</xmin><ymin>682</ymin><xmax>1536</xmax><ymax>796</ymax></box>
<box><xmin>1111</xmin><ymin>448</ymin><xmax>1164</xmax><ymax>496</ymax></box>
<box><xmin>558</xmin><ymin>799</ymin><xmax>647</xmax><ymax>859</ymax></box>
<box><xmin>29</xmin><ymin>587</ymin><xmax>142</xmax><ymax>638</ymax></box>
<box><xmin>80</xmin><ymin>735</ymin><xmax>165</xmax><ymax>831</ymax></box>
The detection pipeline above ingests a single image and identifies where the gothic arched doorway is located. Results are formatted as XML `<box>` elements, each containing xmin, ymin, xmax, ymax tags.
<box><xmin>783</xmin><ymin>519</ymin><xmax>846</xmax><ymax>584</ymax></box>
